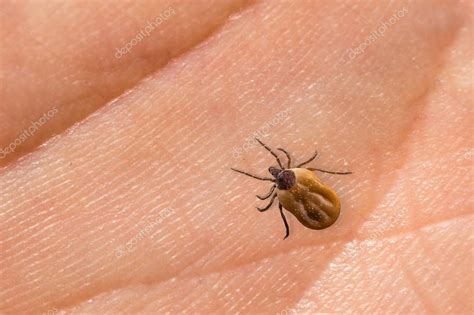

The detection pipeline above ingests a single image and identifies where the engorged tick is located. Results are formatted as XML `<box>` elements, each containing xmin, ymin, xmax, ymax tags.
<box><xmin>231</xmin><ymin>138</ymin><xmax>352</xmax><ymax>239</ymax></box>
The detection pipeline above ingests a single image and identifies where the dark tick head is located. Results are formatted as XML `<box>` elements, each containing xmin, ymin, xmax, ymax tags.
<box><xmin>276</xmin><ymin>169</ymin><xmax>296</xmax><ymax>190</ymax></box>
<box><xmin>268</xmin><ymin>167</ymin><xmax>296</xmax><ymax>190</ymax></box>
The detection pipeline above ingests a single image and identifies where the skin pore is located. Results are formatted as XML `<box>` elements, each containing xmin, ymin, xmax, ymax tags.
<box><xmin>0</xmin><ymin>0</ymin><xmax>472</xmax><ymax>314</ymax></box>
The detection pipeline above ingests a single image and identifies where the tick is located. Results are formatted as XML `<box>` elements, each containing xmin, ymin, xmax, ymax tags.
<box><xmin>231</xmin><ymin>138</ymin><xmax>352</xmax><ymax>239</ymax></box>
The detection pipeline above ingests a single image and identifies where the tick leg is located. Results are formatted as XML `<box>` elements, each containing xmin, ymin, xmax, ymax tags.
<box><xmin>307</xmin><ymin>167</ymin><xmax>352</xmax><ymax>175</ymax></box>
<box><xmin>277</xmin><ymin>148</ymin><xmax>292</xmax><ymax>169</ymax></box>
<box><xmin>231</xmin><ymin>168</ymin><xmax>275</xmax><ymax>182</ymax></box>
<box><xmin>257</xmin><ymin>193</ymin><xmax>277</xmax><ymax>212</ymax></box>
<box><xmin>255</xmin><ymin>138</ymin><xmax>285</xmax><ymax>169</ymax></box>
<box><xmin>279</xmin><ymin>203</ymin><xmax>290</xmax><ymax>239</ymax></box>
<box><xmin>256</xmin><ymin>184</ymin><xmax>276</xmax><ymax>200</ymax></box>
<box><xmin>296</xmin><ymin>150</ymin><xmax>318</xmax><ymax>167</ymax></box>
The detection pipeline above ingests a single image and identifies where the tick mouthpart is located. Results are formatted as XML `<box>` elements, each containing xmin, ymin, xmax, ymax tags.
<box><xmin>268</xmin><ymin>166</ymin><xmax>281</xmax><ymax>178</ymax></box>
<box><xmin>276</xmin><ymin>170</ymin><xmax>296</xmax><ymax>190</ymax></box>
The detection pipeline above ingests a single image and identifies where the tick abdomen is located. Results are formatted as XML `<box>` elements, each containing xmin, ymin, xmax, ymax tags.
<box><xmin>276</xmin><ymin>168</ymin><xmax>341</xmax><ymax>230</ymax></box>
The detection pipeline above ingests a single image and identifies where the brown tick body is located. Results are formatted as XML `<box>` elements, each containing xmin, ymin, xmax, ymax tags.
<box><xmin>231</xmin><ymin>138</ymin><xmax>351</xmax><ymax>239</ymax></box>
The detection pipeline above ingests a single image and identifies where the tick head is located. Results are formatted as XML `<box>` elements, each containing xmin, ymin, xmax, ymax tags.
<box><xmin>275</xmin><ymin>169</ymin><xmax>296</xmax><ymax>190</ymax></box>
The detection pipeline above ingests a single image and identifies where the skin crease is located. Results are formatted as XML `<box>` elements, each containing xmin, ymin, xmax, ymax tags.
<box><xmin>0</xmin><ymin>0</ymin><xmax>472</xmax><ymax>314</ymax></box>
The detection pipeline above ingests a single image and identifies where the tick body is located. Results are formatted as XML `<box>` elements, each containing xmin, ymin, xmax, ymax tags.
<box><xmin>275</xmin><ymin>168</ymin><xmax>341</xmax><ymax>230</ymax></box>
<box><xmin>231</xmin><ymin>138</ymin><xmax>351</xmax><ymax>239</ymax></box>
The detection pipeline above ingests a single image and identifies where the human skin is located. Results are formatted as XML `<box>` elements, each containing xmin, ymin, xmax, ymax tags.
<box><xmin>0</xmin><ymin>0</ymin><xmax>472</xmax><ymax>314</ymax></box>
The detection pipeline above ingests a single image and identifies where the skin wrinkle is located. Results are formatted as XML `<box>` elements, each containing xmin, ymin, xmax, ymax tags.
<box><xmin>401</xmin><ymin>251</ymin><xmax>439</xmax><ymax>314</ymax></box>
<box><xmin>292</xmin><ymin>231</ymin><xmax>448</xmax><ymax>313</ymax></box>
<box><xmin>425</xmin><ymin>218</ymin><xmax>472</xmax><ymax>311</ymax></box>
<box><xmin>4</xmin><ymin>163</ymin><xmax>134</xmax><ymax>244</ymax></box>
<box><xmin>52</xmin><ymin>180</ymin><xmax>471</xmax><ymax>311</ymax></box>
<box><xmin>61</xmin><ymin>216</ymin><xmax>471</xmax><ymax>313</ymax></box>
<box><xmin>176</xmin><ymin>211</ymin><xmax>472</xmax><ymax>290</ymax></box>
<box><xmin>3</xmin><ymin>174</ymin><xmax>171</xmax><ymax>308</ymax></box>
<box><xmin>6</xmin><ymin>198</ymin><xmax>142</xmax><ymax>288</ymax></box>
<box><xmin>401</xmin><ymin>40</ymin><xmax>471</xmax><ymax>309</ymax></box>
